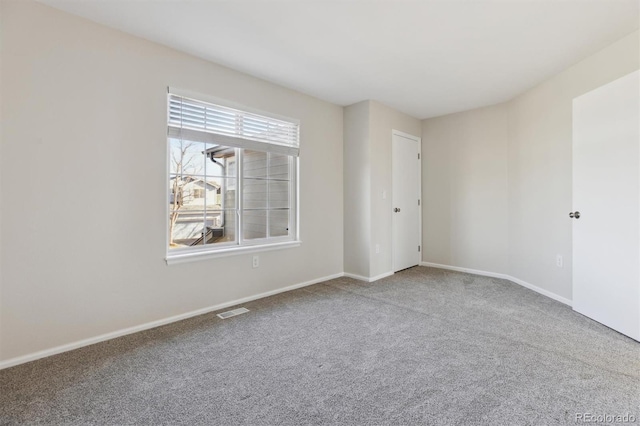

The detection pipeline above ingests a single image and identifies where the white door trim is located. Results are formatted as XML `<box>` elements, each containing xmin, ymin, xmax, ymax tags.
<box><xmin>391</xmin><ymin>129</ymin><xmax>422</xmax><ymax>273</ymax></box>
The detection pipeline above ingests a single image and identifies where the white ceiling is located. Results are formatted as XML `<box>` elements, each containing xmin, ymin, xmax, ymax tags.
<box><xmin>39</xmin><ymin>0</ymin><xmax>638</xmax><ymax>119</ymax></box>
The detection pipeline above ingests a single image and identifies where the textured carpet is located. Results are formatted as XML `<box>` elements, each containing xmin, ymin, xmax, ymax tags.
<box><xmin>1</xmin><ymin>266</ymin><xmax>639</xmax><ymax>425</ymax></box>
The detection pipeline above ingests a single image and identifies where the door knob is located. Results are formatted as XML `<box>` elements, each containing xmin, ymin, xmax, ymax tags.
<box><xmin>569</xmin><ymin>211</ymin><xmax>580</xmax><ymax>219</ymax></box>
<box><xmin>394</xmin><ymin>207</ymin><xmax>401</xmax><ymax>213</ymax></box>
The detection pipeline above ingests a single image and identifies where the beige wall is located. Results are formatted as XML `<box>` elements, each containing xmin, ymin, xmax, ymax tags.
<box><xmin>421</xmin><ymin>30</ymin><xmax>639</xmax><ymax>301</ymax></box>
<box><xmin>0</xmin><ymin>1</ymin><xmax>343</xmax><ymax>362</ymax></box>
<box><xmin>507</xmin><ymin>30</ymin><xmax>639</xmax><ymax>301</ymax></box>
<box><xmin>343</xmin><ymin>100</ymin><xmax>421</xmax><ymax>279</ymax></box>
<box><xmin>422</xmin><ymin>104</ymin><xmax>509</xmax><ymax>274</ymax></box>
<box><xmin>343</xmin><ymin>101</ymin><xmax>371</xmax><ymax>277</ymax></box>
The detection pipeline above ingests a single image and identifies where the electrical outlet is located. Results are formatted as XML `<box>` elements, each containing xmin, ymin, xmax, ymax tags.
<box><xmin>556</xmin><ymin>255</ymin><xmax>563</xmax><ymax>268</ymax></box>
<box><xmin>375</xmin><ymin>244</ymin><xmax>380</xmax><ymax>254</ymax></box>
<box><xmin>382</xmin><ymin>190</ymin><xmax>387</xmax><ymax>199</ymax></box>
<box><xmin>252</xmin><ymin>256</ymin><xmax>259</xmax><ymax>268</ymax></box>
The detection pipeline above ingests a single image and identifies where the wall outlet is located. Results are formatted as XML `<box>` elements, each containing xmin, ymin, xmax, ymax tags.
<box><xmin>375</xmin><ymin>244</ymin><xmax>380</xmax><ymax>254</ymax></box>
<box><xmin>252</xmin><ymin>255</ymin><xmax>259</xmax><ymax>268</ymax></box>
<box><xmin>382</xmin><ymin>190</ymin><xmax>387</xmax><ymax>199</ymax></box>
<box><xmin>556</xmin><ymin>255</ymin><xmax>563</xmax><ymax>268</ymax></box>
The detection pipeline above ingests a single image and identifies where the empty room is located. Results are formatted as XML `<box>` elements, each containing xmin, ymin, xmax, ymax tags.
<box><xmin>0</xmin><ymin>0</ymin><xmax>639</xmax><ymax>424</ymax></box>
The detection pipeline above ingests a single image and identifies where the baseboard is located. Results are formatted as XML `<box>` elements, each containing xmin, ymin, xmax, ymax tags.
<box><xmin>371</xmin><ymin>271</ymin><xmax>395</xmax><ymax>282</ymax></box>
<box><xmin>343</xmin><ymin>272</ymin><xmax>369</xmax><ymax>281</ymax></box>
<box><xmin>420</xmin><ymin>262</ymin><xmax>572</xmax><ymax>307</ymax></box>
<box><xmin>344</xmin><ymin>271</ymin><xmax>394</xmax><ymax>282</ymax></box>
<box><xmin>506</xmin><ymin>274</ymin><xmax>572</xmax><ymax>306</ymax></box>
<box><xmin>0</xmin><ymin>272</ymin><xmax>345</xmax><ymax>371</ymax></box>
<box><xmin>420</xmin><ymin>262</ymin><xmax>509</xmax><ymax>280</ymax></box>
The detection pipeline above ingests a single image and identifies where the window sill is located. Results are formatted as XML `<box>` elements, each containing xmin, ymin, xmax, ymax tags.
<box><xmin>165</xmin><ymin>240</ymin><xmax>301</xmax><ymax>265</ymax></box>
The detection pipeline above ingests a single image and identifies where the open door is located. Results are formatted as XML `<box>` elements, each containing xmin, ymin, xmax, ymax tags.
<box><xmin>572</xmin><ymin>70</ymin><xmax>640</xmax><ymax>341</ymax></box>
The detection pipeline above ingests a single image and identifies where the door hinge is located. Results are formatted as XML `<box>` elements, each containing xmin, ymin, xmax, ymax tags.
<box><xmin>418</xmin><ymin>199</ymin><xmax>420</xmax><ymax>206</ymax></box>
<box><xmin>418</xmin><ymin>153</ymin><xmax>420</xmax><ymax>160</ymax></box>
<box><xmin>418</xmin><ymin>245</ymin><xmax>421</xmax><ymax>252</ymax></box>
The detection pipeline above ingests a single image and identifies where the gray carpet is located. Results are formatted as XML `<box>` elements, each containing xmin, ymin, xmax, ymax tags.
<box><xmin>1</xmin><ymin>266</ymin><xmax>639</xmax><ymax>425</ymax></box>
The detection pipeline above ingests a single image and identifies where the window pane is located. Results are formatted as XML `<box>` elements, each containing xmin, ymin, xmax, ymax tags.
<box><xmin>269</xmin><ymin>153</ymin><xmax>290</xmax><ymax>180</ymax></box>
<box><xmin>268</xmin><ymin>181</ymin><xmax>289</xmax><ymax>209</ymax></box>
<box><xmin>220</xmin><ymin>178</ymin><xmax>237</xmax><ymax>210</ymax></box>
<box><xmin>243</xmin><ymin>178</ymin><xmax>267</xmax><ymax>210</ymax></box>
<box><xmin>171</xmin><ymin>175</ymin><xmax>235</xmax><ymax>210</ymax></box>
<box><xmin>204</xmin><ymin>144</ymin><xmax>236</xmax><ymax>178</ymax></box>
<box><xmin>201</xmin><ymin>210</ymin><xmax>237</xmax><ymax>245</ymax></box>
<box><xmin>205</xmin><ymin>210</ymin><xmax>223</xmax><ymax>229</ymax></box>
<box><xmin>244</xmin><ymin>150</ymin><xmax>267</xmax><ymax>178</ymax></box>
<box><xmin>204</xmin><ymin>176</ymin><xmax>236</xmax><ymax>209</ymax></box>
<box><xmin>269</xmin><ymin>210</ymin><xmax>290</xmax><ymax>237</ymax></box>
<box><xmin>210</xmin><ymin>209</ymin><xmax>236</xmax><ymax>243</ymax></box>
<box><xmin>169</xmin><ymin>174</ymin><xmax>192</xmax><ymax>210</ymax></box>
<box><xmin>243</xmin><ymin>210</ymin><xmax>267</xmax><ymax>240</ymax></box>
<box><xmin>169</xmin><ymin>139</ymin><xmax>206</xmax><ymax>176</ymax></box>
<box><xmin>169</xmin><ymin>210</ymin><xmax>205</xmax><ymax>248</ymax></box>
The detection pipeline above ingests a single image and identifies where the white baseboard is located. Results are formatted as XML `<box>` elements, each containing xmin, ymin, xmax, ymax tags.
<box><xmin>344</xmin><ymin>271</ymin><xmax>394</xmax><ymax>282</ymax></box>
<box><xmin>371</xmin><ymin>271</ymin><xmax>395</xmax><ymax>282</ymax></box>
<box><xmin>343</xmin><ymin>272</ymin><xmax>369</xmax><ymax>281</ymax></box>
<box><xmin>506</xmin><ymin>274</ymin><xmax>572</xmax><ymax>306</ymax></box>
<box><xmin>420</xmin><ymin>262</ymin><xmax>572</xmax><ymax>307</ymax></box>
<box><xmin>420</xmin><ymin>262</ymin><xmax>509</xmax><ymax>280</ymax></box>
<box><xmin>0</xmin><ymin>272</ymin><xmax>345</xmax><ymax>371</ymax></box>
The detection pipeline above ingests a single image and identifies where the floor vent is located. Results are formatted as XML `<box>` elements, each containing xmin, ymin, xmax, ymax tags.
<box><xmin>217</xmin><ymin>307</ymin><xmax>250</xmax><ymax>319</ymax></box>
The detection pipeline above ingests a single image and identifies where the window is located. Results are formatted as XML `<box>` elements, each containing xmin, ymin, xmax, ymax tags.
<box><xmin>167</xmin><ymin>90</ymin><xmax>299</xmax><ymax>261</ymax></box>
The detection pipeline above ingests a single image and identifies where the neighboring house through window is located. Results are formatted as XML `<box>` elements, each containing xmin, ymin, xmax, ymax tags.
<box><xmin>167</xmin><ymin>89</ymin><xmax>300</xmax><ymax>261</ymax></box>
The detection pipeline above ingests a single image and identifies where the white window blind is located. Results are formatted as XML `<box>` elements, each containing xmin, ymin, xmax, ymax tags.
<box><xmin>168</xmin><ymin>93</ymin><xmax>300</xmax><ymax>156</ymax></box>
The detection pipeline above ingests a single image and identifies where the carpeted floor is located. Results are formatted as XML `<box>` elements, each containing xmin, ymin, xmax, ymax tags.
<box><xmin>1</xmin><ymin>266</ymin><xmax>638</xmax><ymax>425</ymax></box>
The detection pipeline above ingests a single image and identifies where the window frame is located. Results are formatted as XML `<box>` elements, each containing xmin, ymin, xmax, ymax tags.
<box><xmin>165</xmin><ymin>89</ymin><xmax>301</xmax><ymax>265</ymax></box>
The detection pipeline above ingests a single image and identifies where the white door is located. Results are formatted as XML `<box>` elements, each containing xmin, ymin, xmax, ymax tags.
<box><xmin>392</xmin><ymin>132</ymin><xmax>421</xmax><ymax>272</ymax></box>
<box><xmin>572</xmin><ymin>70</ymin><xmax>640</xmax><ymax>341</ymax></box>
